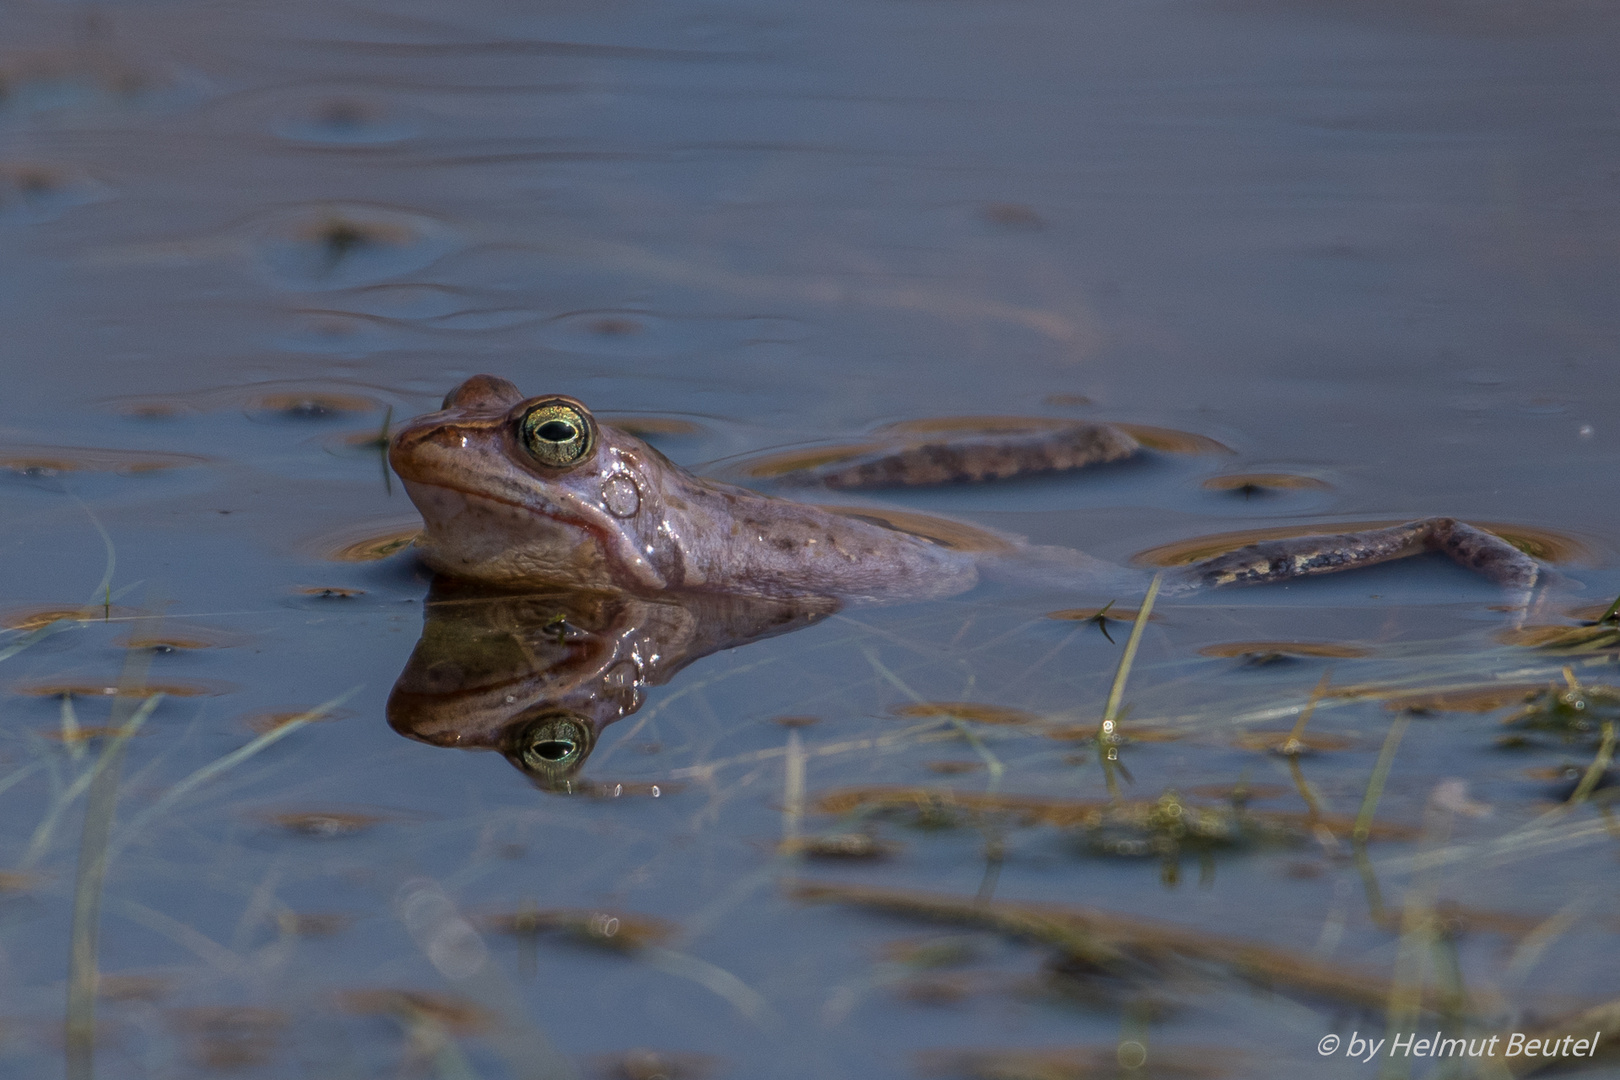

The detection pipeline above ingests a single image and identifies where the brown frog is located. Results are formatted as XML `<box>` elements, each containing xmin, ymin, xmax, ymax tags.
<box><xmin>388</xmin><ymin>375</ymin><xmax>1544</xmax><ymax>602</ymax></box>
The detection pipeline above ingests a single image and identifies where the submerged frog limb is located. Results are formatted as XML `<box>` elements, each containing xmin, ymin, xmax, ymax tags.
<box><xmin>779</xmin><ymin>422</ymin><xmax>1142</xmax><ymax>488</ymax></box>
<box><xmin>1165</xmin><ymin>518</ymin><xmax>1542</xmax><ymax>593</ymax></box>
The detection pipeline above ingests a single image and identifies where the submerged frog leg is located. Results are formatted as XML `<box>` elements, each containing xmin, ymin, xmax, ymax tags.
<box><xmin>1420</xmin><ymin>518</ymin><xmax>1542</xmax><ymax>589</ymax></box>
<box><xmin>1173</xmin><ymin>519</ymin><xmax>1541</xmax><ymax>591</ymax></box>
<box><xmin>808</xmin><ymin>424</ymin><xmax>1141</xmax><ymax>489</ymax></box>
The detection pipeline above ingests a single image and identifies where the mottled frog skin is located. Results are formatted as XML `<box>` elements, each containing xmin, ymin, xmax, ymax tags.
<box><xmin>389</xmin><ymin>375</ymin><xmax>1543</xmax><ymax>602</ymax></box>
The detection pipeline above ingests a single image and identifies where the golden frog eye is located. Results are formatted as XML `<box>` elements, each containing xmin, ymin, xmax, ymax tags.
<box><xmin>518</xmin><ymin>400</ymin><xmax>593</xmax><ymax>467</ymax></box>
<box><xmin>509</xmin><ymin>714</ymin><xmax>593</xmax><ymax>777</ymax></box>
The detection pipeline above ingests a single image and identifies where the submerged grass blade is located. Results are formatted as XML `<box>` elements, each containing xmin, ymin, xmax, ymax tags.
<box><xmin>864</xmin><ymin>647</ymin><xmax>1005</xmax><ymax>787</ymax></box>
<box><xmin>1354</xmin><ymin>715</ymin><xmax>1410</xmax><ymax>845</ymax></box>
<box><xmin>111</xmin><ymin>686</ymin><xmax>362</xmax><ymax>856</ymax></box>
<box><xmin>1101</xmin><ymin>573</ymin><xmax>1162</xmax><ymax>731</ymax></box>
<box><xmin>782</xmin><ymin>729</ymin><xmax>805</xmax><ymax>852</ymax></box>
<box><xmin>642</xmin><ymin>945</ymin><xmax>781</xmax><ymax>1029</ymax></box>
<box><xmin>1097</xmin><ymin>574</ymin><xmax>1162</xmax><ymax>799</ymax></box>
<box><xmin>65</xmin><ymin>692</ymin><xmax>160</xmax><ymax>1080</ymax></box>
<box><xmin>21</xmin><ymin>694</ymin><xmax>163</xmax><ymax>870</ymax></box>
<box><xmin>1567</xmin><ymin>720</ymin><xmax>1615</xmax><ymax>806</ymax></box>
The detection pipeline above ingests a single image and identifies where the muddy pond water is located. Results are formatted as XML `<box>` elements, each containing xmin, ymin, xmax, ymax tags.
<box><xmin>3</xmin><ymin>0</ymin><xmax>1620</xmax><ymax>1077</ymax></box>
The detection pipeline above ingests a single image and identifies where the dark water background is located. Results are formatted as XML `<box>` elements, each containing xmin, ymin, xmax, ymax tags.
<box><xmin>3</xmin><ymin>0</ymin><xmax>1620</xmax><ymax>1076</ymax></box>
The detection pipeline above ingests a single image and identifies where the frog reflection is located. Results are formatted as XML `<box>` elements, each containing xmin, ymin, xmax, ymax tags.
<box><xmin>386</xmin><ymin>582</ymin><xmax>834</xmax><ymax>788</ymax></box>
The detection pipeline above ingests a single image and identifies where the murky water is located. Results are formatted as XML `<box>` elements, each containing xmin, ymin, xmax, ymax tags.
<box><xmin>3</xmin><ymin>0</ymin><xmax>1620</xmax><ymax>1076</ymax></box>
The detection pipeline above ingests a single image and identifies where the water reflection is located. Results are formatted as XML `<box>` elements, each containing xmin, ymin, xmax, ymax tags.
<box><xmin>386</xmin><ymin>582</ymin><xmax>834</xmax><ymax>788</ymax></box>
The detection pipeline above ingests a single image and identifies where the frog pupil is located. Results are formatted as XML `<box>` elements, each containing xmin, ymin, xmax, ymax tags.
<box><xmin>534</xmin><ymin>737</ymin><xmax>576</xmax><ymax>761</ymax></box>
<box><xmin>536</xmin><ymin>420</ymin><xmax>577</xmax><ymax>443</ymax></box>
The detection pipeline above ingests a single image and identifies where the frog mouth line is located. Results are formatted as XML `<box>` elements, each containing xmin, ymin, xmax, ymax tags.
<box><xmin>400</xmin><ymin>480</ymin><xmax>667</xmax><ymax>591</ymax></box>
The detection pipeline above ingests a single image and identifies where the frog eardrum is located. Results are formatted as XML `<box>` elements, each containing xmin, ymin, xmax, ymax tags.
<box><xmin>519</xmin><ymin>399</ymin><xmax>594</xmax><ymax>467</ymax></box>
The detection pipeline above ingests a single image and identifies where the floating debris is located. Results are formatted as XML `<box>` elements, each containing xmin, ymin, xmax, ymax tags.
<box><xmin>1185</xmin><ymin>783</ymin><xmax>1289</xmax><ymax>803</ymax></box>
<box><xmin>41</xmin><ymin>725</ymin><xmax>148</xmax><ymax>743</ymax></box>
<box><xmin>336</xmin><ymin>989</ymin><xmax>493</xmax><ymax>1034</ymax></box>
<box><xmin>275</xmin><ymin>911</ymin><xmax>354</xmax><ymax>936</ymax></box>
<box><xmin>293</xmin><ymin>585</ymin><xmax>367</xmax><ymax>599</ymax></box>
<box><xmin>813</xmin><ymin>786</ymin><xmax>1405</xmax><ymax>844</ymax></box>
<box><xmin>783</xmin><ymin>833</ymin><xmax>893</xmax><ymax>860</ymax></box>
<box><xmin>793</xmin><ymin>881</ymin><xmax>1421</xmax><ymax>1014</ymax></box>
<box><xmin>1044</xmin><ymin>724</ymin><xmax>1183</xmax><ymax>744</ymax></box>
<box><xmin>250</xmin><ymin>390</ymin><xmax>381</xmax><ymax>420</ymax></box>
<box><xmin>115</xmin><ymin>625</ymin><xmax>249</xmax><ymax>651</ymax></box>
<box><xmin>309</xmin><ymin>518</ymin><xmax>421</xmax><ymax>562</ymax></box>
<box><xmin>1361</xmin><ymin>683</ymin><xmax>1544</xmax><ymax>715</ymax></box>
<box><xmin>96</xmin><ymin>972</ymin><xmax>174</xmax><ymax>1002</ymax></box>
<box><xmin>1108</xmin><ymin>425</ymin><xmax>1231</xmax><ymax>456</ymax></box>
<box><xmin>1198</xmin><ymin>641</ymin><xmax>1368</xmax><ymax>662</ymax></box>
<box><xmin>924</xmin><ymin>760</ymin><xmax>984</xmax><ymax>775</ymax></box>
<box><xmin>13</xmin><ymin>679</ymin><xmax>232</xmax><ymax>698</ymax></box>
<box><xmin>879</xmin><ymin>936</ymin><xmax>986</xmax><ymax>969</ymax></box>
<box><xmin>0</xmin><ymin>870</ymin><xmax>42</xmax><ymax>892</ymax></box>
<box><xmin>917</xmin><ymin>1044</ymin><xmax>1243</xmax><ymax>1079</ymax></box>
<box><xmin>102</xmin><ymin>379</ymin><xmax>401</xmax><ymax>420</ymax></box>
<box><xmin>260</xmin><ymin>810</ymin><xmax>385</xmax><ymax>837</ymax></box>
<box><xmin>592</xmin><ymin>1048</ymin><xmax>720</xmax><ymax>1080</ymax></box>
<box><xmin>1044</xmin><ymin>393</ymin><xmax>1095</xmax><ymax>408</ymax></box>
<box><xmin>1231</xmin><ymin>731</ymin><xmax>1355</xmax><ymax>755</ymax></box>
<box><xmin>981</xmin><ymin>202</ymin><xmax>1045</xmax><ymax>229</ymax></box>
<box><xmin>600</xmin><ymin>414</ymin><xmax>706</xmax><ymax>438</ymax></box>
<box><xmin>0</xmin><ymin>605</ymin><xmax>138</xmax><ymax>631</ymax></box>
<box><xmin>890</xmin><ymin>702</ymin><xmax>1038</xmax><ymax>726</ymax></box>
<box><xmin>168</xmin><ymin>1006</ymin><xmax>287</xmax><ymax>1071</ymax></box>
<box><xmin>241</xmin><ymin>708</ymin><xmax>353</xmax><ymax>735</ymax></box>
<box><xmin>256</xmin><ymin>204</ymin><xmax>456</xmax><ymax>288</ymax></box>
<box><xmin>479</xmin><ymin>907</ymin><xmax>676</xmax><ymax>954</ymax></box>
<box><xmin>773</xmin><ymin>715</ymin><xmax>820</xmax><ymax>729</ymax></box>
<box><xmin>1202</xmin><ymin>472</ymin><xmax>1331</xmax><ymax>495</ymax></box>
<box><xmin>0</xmin><ymin>444</ymin><xmax>209</xmax><ymax>476</ymax></box>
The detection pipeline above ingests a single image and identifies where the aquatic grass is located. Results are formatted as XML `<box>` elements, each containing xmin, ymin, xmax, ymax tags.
<box><xmin>1273</xmin><ymin>669</ymin><xmax>1334</xmax><ymax>757</ymax></box>
<box><xmin>20</xmin><ymin>694</ymin><xmax>163</xmax><ymax>871</ymax></box>
<box><xmin>1353</xmin><ymin>715</ymin><xmax>1411</xmax><ymax>845</ymax></box>
<box><xmin>64</xmin><ymin>691</ymin><xmax>161</xmax><ymax>1080</ymax></box>
<box><xmin>781</xmin><ymin>727</ymin><xmax>805</xmax><ymax>854</ymax></box>
<box><xmin>1096</xmin><ymin>573</ymin><xmax>1162</xmax><ymax>798</ymax></box>
<box><xmin>109</xmin><ymin>685</ymin><xmax>361</xmax><ymax>857</ymax></box>
<box><xmin>793</xmin><ymin>879</ymin><xmax>1436</xmax><ymax>1014</ymax></box>
<box><xmin>864</xmin><ymin>647</ymin><xmax>1004</xmax><ymax>789</ymax></box>
<box><xmin>1565</xmin><ymin>720</ymin><xmax>1615</xmax><ymax>806</ymax></box>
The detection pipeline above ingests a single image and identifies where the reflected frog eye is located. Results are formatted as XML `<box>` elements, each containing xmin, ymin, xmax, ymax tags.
<box><xmin>518</xmin><ymin>401</ymin><xmax>594</xmax><ymax>467</ymax></box>
<box><xmin>509</xmin><ymin>714</ymin><xmax>593</xmax><ymax>778</ymax></box>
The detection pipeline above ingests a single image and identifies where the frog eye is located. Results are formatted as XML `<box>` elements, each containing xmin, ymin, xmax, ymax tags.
<box><xmin>518</xmin><ymin>400</ymin><xmax>594</xmax><ymax>467</ymax></box>
<box><xmin>508</xmin><ymin>714</ymin><xmax>593</xmax><ymax>778</ymax></box>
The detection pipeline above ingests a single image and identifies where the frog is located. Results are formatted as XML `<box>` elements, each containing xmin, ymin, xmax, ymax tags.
<box><xmin>387</xmin><ymin>374</ymin><xmax>1546</xmax><ymax>604</ymax></box>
